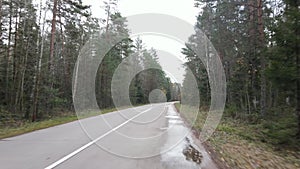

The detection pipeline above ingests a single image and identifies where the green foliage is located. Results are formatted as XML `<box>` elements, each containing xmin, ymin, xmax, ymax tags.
<box><xmin>261</xmin><ymin>115</ymin><xmax>298</xmax><ymax>145</ymax></box>
<box><xmin>187</xmin><ymin>0</ymin><xmax>300</xmax><ymax>139</ymax></box>
<box><xmin>224</xmin><ymin>104</ymin><xmax>239</xmax><ymax>119</ymax></box>
<box><xmin>266</xmin><ymin>0</ymin><xmax>299</xmax><ymax>90</ymax></box>
<box><xmin>0</xmin><ymin>0</ymin><xmax>171</xmax><ymax>126</ymax></box>
<box><xmin>0</xmin><ymin>109</ymin><xmax>23</xmax><ymax>128</ymax></box>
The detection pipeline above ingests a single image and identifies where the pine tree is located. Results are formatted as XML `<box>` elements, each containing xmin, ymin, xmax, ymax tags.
<box><xmin>267</xmin><ymin>0</ymin><xmax>300</xmax><ymax>137</ymax></box>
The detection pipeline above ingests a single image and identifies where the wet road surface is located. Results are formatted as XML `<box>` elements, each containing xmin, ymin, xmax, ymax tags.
<box><xmin>0</xmin><ymin>103</ymin><xmax>218</xmax><ymax>169</ymax></box>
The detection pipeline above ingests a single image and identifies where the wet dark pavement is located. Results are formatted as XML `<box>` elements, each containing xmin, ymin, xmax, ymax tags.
<box><xmin>161</xmin><ymin>105</ymin><xmax>218</xmax><ymax>169</ymax></box>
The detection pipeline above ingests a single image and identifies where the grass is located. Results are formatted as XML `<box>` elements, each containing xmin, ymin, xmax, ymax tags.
<box><xmin>0</xmin><ymin>116</ymin><xmax>77</xmax><ymax>139</ymax></box>
<box><xmin>175</xmin><ymin>103</ymin><xmax>300</xmax><ymax>169</ymax></box>
<box><xmin>0</xmin><ymin>107</ymin><xmax>118</xmax><ymax>140</ymax></box>
<box><xmin>174</xmin><ymin>103</ymin><xmax>181</xmax><ymax>110</ymax></box>
<box><xmin>208</xmin><ymin>120</ymin><xmax>300</xmax><ymax>169</ymax></box>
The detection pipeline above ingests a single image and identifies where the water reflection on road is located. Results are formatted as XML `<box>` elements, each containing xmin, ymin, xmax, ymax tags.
<box><xmin>160</xmin><ymin>105</ymin><xmax>218</xmax><ymax>169</ymax></box>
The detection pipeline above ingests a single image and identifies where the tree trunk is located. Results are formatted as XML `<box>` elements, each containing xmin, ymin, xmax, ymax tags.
<box><xmin>248</xmin><ymin>0</ymin><xmax>256</xmax><ymax>115</ymax></box>
<box><xmin>47</xmin><ymin>0</ymin><xmax>58</xmax><ymax>113</ymax></box>
<box><xmin>297</xmin><ymin>35</ymin><xmax>300</xmax><ymax>137</ymax></box>
<box><xmin>296</xmin><ymin>0</ymin><xmax>300</xmax><ymax>138</ymax></box>
<box><xmin>5</xmin><ymin>0</ymin><xmax>13</xmax><ymax>107</ymax></box>
<box><xmin>50</xmin><ymin>0</ymin><xmax>57</xmax><ymax>75</ymax></box>
<box><xmin>0</xmin><ymin>0</ymin><xmax>2</xmax><ymax>40</ymax></box>
<box><xmin>59</xmin><ymin>5</ymin><xmax>68</xmax><ymax>100</ymax></box>
<box><xmin>257</xmin><ymin>0</ymin><xmax>266</xmax><ymax>116</ymax></box>
<box><xmin>20</xmin><ymin>39</ymin><xmax>29</xmax><ymax>116</ymax></box>
<box><xmin>13</xmin><ymin>7</ymin><xmax>21</xmax><ymax>113</ymax></box>
<box><xmin>29</xmin><ymin>0</ymin><xmax>42</xmax><ymax>119</ymax></box>
<box><xmin>32</xmin><ymin>1</ymin><xmax>47</xmax><ymax>121</ymax></box>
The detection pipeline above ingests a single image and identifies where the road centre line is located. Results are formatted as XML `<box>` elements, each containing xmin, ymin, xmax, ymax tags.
<box><xmin>44</xmin><ymin>107</ymin><xmax>153</xmax><ymax>169</ymax></box>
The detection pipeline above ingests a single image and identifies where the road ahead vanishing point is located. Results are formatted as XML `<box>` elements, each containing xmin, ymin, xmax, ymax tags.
<box><xmin>0</xmin><ymin>103</ymin><xmax>218</xmax><ymax>169</ymax></box>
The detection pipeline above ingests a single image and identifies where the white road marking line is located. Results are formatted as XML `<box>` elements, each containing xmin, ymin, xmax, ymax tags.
<box><xmin>44</xmin><ymin>107</ymin><xmax>153</xmax><ymax>169</ymax></box>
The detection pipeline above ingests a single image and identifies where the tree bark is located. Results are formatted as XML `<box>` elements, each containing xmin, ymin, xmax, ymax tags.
<box><xmin>257</xmin><ymin>0</ymin><xmax>266</xmax><ymax>116</ymax></box>
<box><xmin>0</xmin><ymin>0</ymin><xmax>2</xmax><ymax>41</ymax></box>
<box><xmin>20</xmin><ymin>39</ymin><xmax>30</xmax><ymax>115</ymax></box>
<box><xmin>295</xmin><ymin>0</ymin><xmax>300</xmax><ymax>138</ymax></box>
<box><xmin>248</xmin><ymin>0</ymin><xmax>256</xmax><ymax>114</ymax></box>
<box><xmin>13</xmin><ymin>7</ymin><xmax>21</xmax><ymax>113</ymax></box>
<box><xmin>5</xmin><ymin>0</ymin><xmax>12</xmax><ymax>108</ymax></box>
<box><xmin>47</xmin><ymin>0</ymin><xmax>58</xmax><ymax>113</ymax></box>
<box><xmin>58</xmin><ymin>4</ymin><xmax>68</xmax><ymax>99</ymax></box>
<box><xmin>297</xmin><ymin>31</ymin><xmax>300</xmax><ymax>137</ymax></box>
<box><xmin>50</xmin><ymin>0</ymin><xmax>57</xmax><ymax>75</ymax></box>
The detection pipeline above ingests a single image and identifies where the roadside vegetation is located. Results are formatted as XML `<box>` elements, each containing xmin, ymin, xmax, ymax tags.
<box><xmin>178</xmin><ymin>0</ymin><xmax>300</xmax><ymax>168</ymax></box>
<box><xmin>0</xmin><ymin>107</ymin><xmax>118</xmax><ymax>139</ymax></box>
<box><xmin>175</xmin><ymin>103</ymin><xmax>300</xmax><ymax>169</ymax></box>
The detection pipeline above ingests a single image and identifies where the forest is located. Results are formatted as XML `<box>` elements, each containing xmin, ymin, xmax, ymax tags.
<box><xmin>182</xmin><ymin>0</ymin><xmax>299</xmax><ymax>141</ymax></box>
<box><xmin>0</xmin><ymin>0</ymin><xmax>299</xmax><ymax>168</ymax></box>
<box><xmin>0</xmin><ymin>0</ymin><xmax>173</xmax><ymax>124</ymax></box>
<box><xmin>179</xmin><ymin>0</ymin><xmax>300</xmax><ymax>168</ymax></box>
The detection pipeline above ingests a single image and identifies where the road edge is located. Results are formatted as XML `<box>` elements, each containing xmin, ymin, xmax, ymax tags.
<box><xmin>173</xmin><ymin>103</ymin><xmax>229</xmax><ymax>169</ymax></box>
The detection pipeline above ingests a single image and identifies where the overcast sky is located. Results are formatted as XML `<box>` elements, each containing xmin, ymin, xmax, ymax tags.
<box><xmin>83</xmin><ymin>0</ymin><xmax>198</xmax><ymax>25</ymax></box>
<box><xmin>83</xmin><ymin>0</ymin><xmax>200</xmax><ymax>83</ymax></box>
<box><xmin>32</xmin><ymin>0</ymin><xmax>200</xmax><ymax>83</ymax></box>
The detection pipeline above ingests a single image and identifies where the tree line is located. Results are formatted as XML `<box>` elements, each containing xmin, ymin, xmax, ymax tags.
<box><xmin>0</xmin><ymin>0</ymin><xmax>173</xmax><ymax>123</ymax></box>
<box><xmin>182</xmin><ymin>0</ymin><xmax>300</xmax><ymax>140</ymax></box>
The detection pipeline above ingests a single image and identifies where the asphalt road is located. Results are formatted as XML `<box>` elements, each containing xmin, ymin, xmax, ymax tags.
<box><xmin>0</xmin><ymin>103</ymin><xmax>218</xmax><ymax>169</ymax></box>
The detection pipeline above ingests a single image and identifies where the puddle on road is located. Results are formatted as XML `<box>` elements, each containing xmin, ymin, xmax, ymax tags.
<box><xmin>183</xmin><ymin>137</ymin><xmax>203</xmax><ymax>165</ymax></box>
<box><xmin>160</xmin><ymin>106</ymin><xmax>202</xmax><ymax>169</ymax></box>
